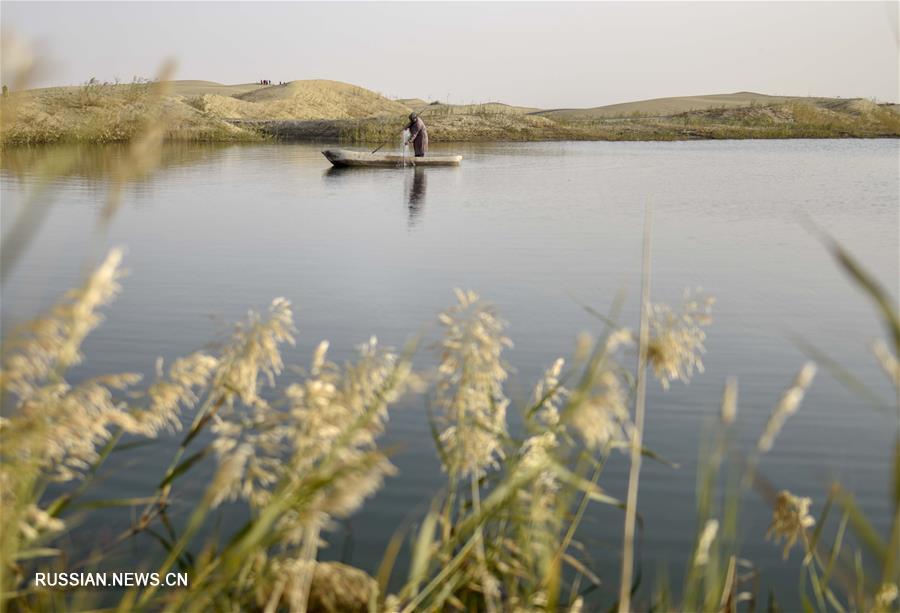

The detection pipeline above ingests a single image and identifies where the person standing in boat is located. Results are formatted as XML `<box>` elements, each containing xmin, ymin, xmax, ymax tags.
<box><xmin>403</xmin><ymin>112</ymin><xmax>428</xmax><ymax>157</ymax></box>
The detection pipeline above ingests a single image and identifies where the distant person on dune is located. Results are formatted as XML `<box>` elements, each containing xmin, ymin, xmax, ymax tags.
<box><xmin>403</xmin><ymin>112</ymin><xmax>428</xmax><ymax>157</ymax></box>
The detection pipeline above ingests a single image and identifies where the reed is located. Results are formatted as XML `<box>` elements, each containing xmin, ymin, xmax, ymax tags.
<box><xmin>2</xmin><ymin>228</ymin><xmax>894</xmax><ymax>611</ymax></box>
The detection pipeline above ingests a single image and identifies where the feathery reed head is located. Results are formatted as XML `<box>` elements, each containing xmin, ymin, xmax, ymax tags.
<box><xmin>757</xmin><ymin>362</ymin><xmax>816</xmax><ymax>453</ymax></box>
<box><xmin>646</xmin><ymin>289</ymin><xmax>714</xmax><ymax>389</ymax></box>
<box><xmin>694</xmin><ymin>519</ymin><xmax>719</xmax><ymax>567</ymax></box>
<box><xmin>569</xmin><ymin>369</ymin><xmax>630</xmax><ymax>450</ymax></box>
<box><xmin>767</xmin><ymin>490</ymin><xmax>815</xmax><ymax>559</ymax></box>
<box><xmin>436</xmin><ymin>289</ymin><xmax>511</xmax><ymax>478</ymax></box>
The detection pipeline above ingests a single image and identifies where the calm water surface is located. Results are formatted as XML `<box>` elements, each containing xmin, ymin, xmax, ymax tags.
<box><xmin>2</xmin><ymin>139</ymin><xmax>897</xmax><ymax>606</ymax></box>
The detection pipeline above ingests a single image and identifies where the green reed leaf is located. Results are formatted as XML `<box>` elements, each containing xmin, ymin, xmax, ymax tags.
<box><xmin>158</xmin><ymin>446</ymin><xmax>211</xmax><ymax>489</ymax></box>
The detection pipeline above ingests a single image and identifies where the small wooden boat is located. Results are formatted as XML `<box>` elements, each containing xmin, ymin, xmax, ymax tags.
<box><xmin>322</xmin><ymin>149</ymin><xmax>462</xmax><ymax>168</ymax></box>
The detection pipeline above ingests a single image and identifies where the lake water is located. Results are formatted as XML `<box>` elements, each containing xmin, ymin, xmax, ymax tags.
<box><xmin>2</xmin><ymin>139</ymin><xmax>897</xmax><ymax>607</ymax></box>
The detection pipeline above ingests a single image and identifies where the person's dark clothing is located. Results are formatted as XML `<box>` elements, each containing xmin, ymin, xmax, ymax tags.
<box><xmin>406</xmin><ymin>117</ymin><xmax>428</xmax><ymax>157</ymax></box>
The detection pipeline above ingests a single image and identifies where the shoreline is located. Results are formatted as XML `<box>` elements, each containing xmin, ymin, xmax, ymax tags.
<box><xmin>4</xmin><ymin>113</ymin><xmax>896</xmax><ymax>146</ymax></box>
<box><xmin>3</xmin><ymin>131</ymin><xmax>898</xmax><ymax>149</ymax></box>
<box><xmin>2</xmin><ymin>80</ymin><xmax>898</xmax><ymax>146</ymax></box>
<box><xmin>230</xmin><ymin>118</ymin><xmax>900</xmax><ymax>143</ymax></box>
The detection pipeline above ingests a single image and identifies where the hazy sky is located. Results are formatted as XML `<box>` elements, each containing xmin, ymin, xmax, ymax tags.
<box><xmin>3</xmin><ymin>1</ymin><xmax>898</xmax><ymax>107</ymax></box>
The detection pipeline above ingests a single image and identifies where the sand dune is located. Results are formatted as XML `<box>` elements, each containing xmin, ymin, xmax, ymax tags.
<box><xmin>415</xmin><ymin>102</ymin><xmax>542</xmax><ymax>118</ymax></box>
<box><xmin>396</xmin><ymin>98</ymin><xmax>428</xmax><ymax>108</ymax></box>
<box><xmin>236</xmin><ymin>80</ymin><xmax>408</xmax><ymax>116</ymax></box>
<box><xmin>4</xmin><ymin>79</ymin><xmax>897</xmax><ymax>144</ymax></box>
<box><xmin>180</xmin><ymin>79</ymin><xmax>410</xmax><ymax>120</ymax></box>
<box><xmin>536</xmin><ymin>92</ymin><xmax>800</xmax><ymax>119</ymax></box>
<box><xmin>399</xmin><ymin>100</ymin><xmax>540</xmax><ymax>115</ymax></box>
<box><xmin>169</xmin><ymin>80</ymin><xmax>267</xmax><ymax>97</ymax></box>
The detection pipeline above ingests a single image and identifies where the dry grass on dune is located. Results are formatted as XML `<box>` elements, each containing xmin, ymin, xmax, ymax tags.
<box><xmin>337</xmin><ymin>110</ymin><xmax>583</xmax><ymax>143</ymax></box>
<box><xmin>3</xmin><ymin>78</ymin><xmax>898</xmax><ymax>145</ymax></box>
<box><xmin>207</xmin><ymin>87</ymin><xmax>900</xmax><ymax>142</ymax></box>
<box><xmin>181</xmin><ymin>80</ymin><xmax>412</xmax><ymax>122</ymax></box>
<box><xmin>270</xmin><ymin>96</ymin><xmax>900</xmax><ymax>143</ymax></box>
<box><xmin>666</xmin><ymin>99</ymin><xmax>900</xmax><ymax>138</ymax></box>
<box><xmin>1</xmin><ymin>79</ymin><xmax>413</xmax><ymax>144</ymax></box>
<box><xmin>1</xmin><ymin>80</ymin><xmax>257</xmax><ymax>145</ymax></box>
<box><xmin>420</xmin><ymin>101</ymin><xmax>542</xmax><ymax>116</ymax></box>
<box><xmin>169</xmin><ymin>80</ymin><xmax>267</xmax><ymax>97</ymax></box>
<box><xmin>396</xmin><ymin>97</ymin><xmax>429</xmax><ymax>108</ymax></box>
<box><xmin>428</xmin><ymin>110</ymin><xmax>570</xmax><ymax>139</ymax></box>
<box><xmin>537</xmin><ymin>91</ymin><xmax>796</xmax><ymax>119</ymax></box>
<box><xmin>232</xmin><ymin>79</ymin><xmax>411</xmax><ymax>118</ymax></box>
<box><xmin>184</xmin><ymin>94</ymin><xmax>273</xmax><ymax>120</ymax></box>
<box><xmin>535</xmin><ymin>98</ymin><xmax>900</xmax><ymax>141</ymax></box>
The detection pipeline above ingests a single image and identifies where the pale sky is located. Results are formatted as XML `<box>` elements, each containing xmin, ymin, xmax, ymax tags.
<box><xmin>3</xmin><ymin>1</ymin><xmax>898</xmax><ymax>108</ymax></box>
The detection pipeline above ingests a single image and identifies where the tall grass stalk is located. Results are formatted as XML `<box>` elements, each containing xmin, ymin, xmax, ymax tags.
<box><xmin>619</xmin><ymin>206</ymin><xmax>653</xmax><ymax>612</ymax></box>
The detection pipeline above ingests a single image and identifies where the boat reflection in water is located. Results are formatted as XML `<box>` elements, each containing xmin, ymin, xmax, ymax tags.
<box><xmin>323</xmin><ymin>166</ymin><xmax>352</xmax><ymax>180</ymax></box>
<box><xmin>406</xmin><ymin>167</ymin><xmax>427</xmax><ymax>228</ymax></box>
<box><xmin>322</xmin><ymin>166</ymin><xmax>428</xmax><ymax>229</ymax></box>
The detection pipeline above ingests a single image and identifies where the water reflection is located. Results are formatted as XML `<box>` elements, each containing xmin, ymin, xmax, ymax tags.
<box><xmin>406</xmin><ymin>167</ymin><xmax>427</xmax><ymax>228</ymax></box>
<box><xmin>322</xmin><ymin>166</ymin><xmax>429</xmax><ymax>229</ymax></box>
<box><xmin>322</xmin><ymin>166</ymin><xmax>353</xmax><ymax>181</ymax></box>
<box><xmin>0</xmin><ymin>142</ymin><xmax>234</xmax><ymax>182</ymax></box>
